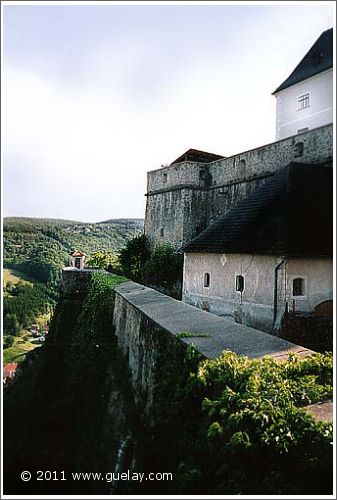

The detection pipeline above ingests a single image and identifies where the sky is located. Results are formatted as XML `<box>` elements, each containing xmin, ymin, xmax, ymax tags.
<box><xmin>2</xmin><ymin>1</ymin><xmax>334</xmax><ymax>222</ymax></box>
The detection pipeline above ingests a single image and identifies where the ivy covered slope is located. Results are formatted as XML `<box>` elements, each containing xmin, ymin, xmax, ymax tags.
<box><xmin>4</xmin><ymin>272</ymin><xmax>333</xmax><ymax>495</ymax></box>
<box><xmin>4</xmin><ymin>273</ymin><xmax>131</xmax><ymax>495</ymax></box>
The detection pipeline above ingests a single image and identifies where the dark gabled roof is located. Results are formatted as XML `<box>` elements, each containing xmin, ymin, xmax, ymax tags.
<box><xmin>170</xmin><ymin>148</ymin><xmax>224</xmax><ymax>165</ymax></box>
<box><xmin>273</xmin><ymin>28</ymin><xmax>333</xmax><ymax>94</ymax></box>
<box><xmin>184</xmin><ymin>162</ymin><xmax>332</xmax><ymax>257</ymax></box>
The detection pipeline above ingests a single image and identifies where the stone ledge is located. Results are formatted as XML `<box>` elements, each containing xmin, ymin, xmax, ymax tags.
<box><xmin>114</xmin><ymin>281</ymin><xmax>314</xmax><ymax>360</ymax></box>
<box><xmin>303</xmin><ymin>400</ymin><xmax>333</xmax><ymax>423</ymax></box>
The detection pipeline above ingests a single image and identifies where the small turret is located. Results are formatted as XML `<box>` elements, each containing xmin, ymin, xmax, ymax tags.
<box><xmin>69</xmin><ymin>250</ymin><xmax>86</xmax><ymax>270</ymax></box>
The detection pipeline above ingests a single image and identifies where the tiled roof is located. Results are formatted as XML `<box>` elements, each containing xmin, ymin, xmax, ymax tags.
<box><xmin>184</xmin><ymin>162</ymin><xmax>332</xmax><ymax>257</ymax></box>
<box><xmin>273</xmin><ymin>28</ymin><xmax>333</xmax><ymax>94</ymax></box>
<box><xmin>70</xmin><ymin>251</ymin><xmax>86</xmax><ymax>257</ymax></box>
<box><xmin>170</xmin><ymin>148</ymin><xmax>224</xmax><ymax>165</ymax></box>
<box><xmin>3</xmin><ymin>363</ymin><xmax>18</xmax><ymax>377</ymax></box>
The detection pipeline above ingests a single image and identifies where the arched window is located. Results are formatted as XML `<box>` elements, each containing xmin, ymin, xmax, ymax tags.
<box><xmin>293</xmin><ymin>277</ymin><xmax>304</xmax><ymax>296</ymax></box>
<box><xmin>163</xmin><ymin>173</ymin><xmax>167</xmax><ymax>183</ymax></box>
<box><xmin>204</xmin><ymin>273</ymin><xmax>210</xmax><ymax>288</ymax></box>
<box><xmin>236</xmin><ymin>275</ymin><xmax>244</xmax><ymax>293</ymax></box>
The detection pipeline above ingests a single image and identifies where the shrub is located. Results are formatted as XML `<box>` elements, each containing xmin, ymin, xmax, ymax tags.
<box><xmin>118</xmin><ymin>233</ymin><xmax>151</xmax><ymax>282</ymax></box>
<box><xmin>143</xmin><ymin>243</ymin><xmax>183</xmax><ymax>286</ymax></box>
<box><xmin>3</xmin><ymin>314</ymin><xmax>21</xmax><ymax>336</ymax></box>
<box><xmin>3</xmin><ymin>335</ymin><xmax>15</xmax><ymax>349</ymax></box>
<box><xmin>86</xmin><ymin>251</ymin><xmax>121</xmax><ymax>271</ymax></box>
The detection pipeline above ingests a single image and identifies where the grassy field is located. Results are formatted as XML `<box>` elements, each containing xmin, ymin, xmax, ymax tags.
<box><xmin>3</xmin><ymin>268</ymin><xmax>35</xmax><ymax>287</ymax></box>
<box><xmin>3</xmin><ymin>337</ymin><xmax>41</xmax><ymax>365</ymax></box>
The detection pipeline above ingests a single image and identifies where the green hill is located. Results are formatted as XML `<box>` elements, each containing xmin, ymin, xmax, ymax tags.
<box><xmin>3</xmin><ymin>217</ymin><xmax>144</xmax><ymax>340</ymax></box>
<box><xmin>3</xmin><ymin>216</ymin><xmax>144</xmax><ymax>276</ymax></box>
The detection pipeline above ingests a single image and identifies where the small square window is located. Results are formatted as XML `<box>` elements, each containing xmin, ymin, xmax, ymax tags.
<box><xmin>297</xmin><ymin>93</ymin><xmax>310</xmax><ymax>111</ymax></box>
<box><xmin>204</xmin><ymin>273</ymin><xmax>210</xmax><ymax>288</ymax></box>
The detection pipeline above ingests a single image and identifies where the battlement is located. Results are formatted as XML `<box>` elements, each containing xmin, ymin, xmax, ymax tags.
<box><xmin>144</xmin><ymin>124</ymin><xmax>333</xmax><ymax>249</ymax></box>
<box><xmin>146</xmin><ymin>123</ymin><xmax>333</xmax><ymax>194</ymax></box>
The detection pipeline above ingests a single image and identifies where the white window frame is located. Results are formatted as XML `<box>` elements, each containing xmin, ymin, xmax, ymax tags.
<box><xmin>235</xmin><ymin>274</ymin><xmax>245</xmax><ymax>294</ymax></box>
<box><xmin>297</xmin><ymin>93</ymin><xmax>310</xmax><ymax>111</ymax></box>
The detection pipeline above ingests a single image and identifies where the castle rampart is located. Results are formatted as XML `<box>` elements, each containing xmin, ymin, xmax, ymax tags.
<box><xmin>145</xmin><ymin>124</ymin><xmax>333</xmax><ymax>248</ymax></box>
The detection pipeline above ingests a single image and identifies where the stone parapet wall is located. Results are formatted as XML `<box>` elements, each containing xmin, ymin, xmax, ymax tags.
<box><xmin>61</xmin><ymin>268</ymin><xmax>108</xmax><ymax>298</ymax></box>
<box><xmin>60</xmin><ymin>272</ymin><xmax>331</xmax><ymax>422</ymax></box>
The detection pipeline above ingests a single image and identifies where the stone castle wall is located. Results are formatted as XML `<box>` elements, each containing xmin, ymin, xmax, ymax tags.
<box><xmin>145</xmin><ymin>124</ymin><xmax>333</xmax><ymax>248</ymax></box>
<box><xmin>60</xmin><ymin>271</ymin><xmax>312</xmax><ymax>417</ymax></box>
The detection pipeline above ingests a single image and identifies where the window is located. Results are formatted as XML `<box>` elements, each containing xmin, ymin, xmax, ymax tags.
<box><xmin>199</xmin><ymin>169</ymin><xmax>205</xmax><ymax>180</ymax></box>
<box><xmin>160</xmin><ymin>228</ymin><xmax>164</xmax><ymax>237</ymax></box>
<box><xmin>293</xmin><ymin>278</ymin><xmax>304</xmax><ymax>296</ymax></box>
<box><xmin>236</xmin><ymin>275</ymin><xmax>244</xmax><ymax>293</ymax></box>
<box><xmin>163</xmin><ymin>173</ymin><xmax>167</xmax><ymax>183</ymax></box>
<box><xmin>204</xmin><ymin>273</ymin><xmax>210</xmax><ymax>288</ymax></box>
<box><xmin>297</xmin><ymin>127</ymin><xmax>309</xmax><ymax>134</ymax></box>
<box><xmin>297</xmin><ymin>93</ymin><xmax>310</xmax><ymax>110</ymax></box>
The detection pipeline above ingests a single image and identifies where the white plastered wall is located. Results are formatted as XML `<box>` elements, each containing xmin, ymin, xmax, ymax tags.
<box><xmin>275</xmin><ymin>69</ymin><xmax>333</xmax><ymax>140</ymax></box>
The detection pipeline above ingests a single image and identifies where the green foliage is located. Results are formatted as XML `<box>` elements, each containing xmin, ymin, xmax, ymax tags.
<box><xmin>3</xmin><ymin>217</ymin><xmax>142</xmax><ymax>334</ymax></box>
<box><xmin>145</xmin><ymin>346</ymin><xmax>333</xmax><ymax>494</ymax></box>
<box><xmin>118</xmin><ymin>236</ymin><xmax>183</xmax><ymax>297</ymax></box>
<box><xmin>3</xmin><ymin>265</ymin><xmax>333</xmax><ymax>495</ymax></box>
<box><xmin>3</xmin><ymin>217</ymin><xmax>143</xmax><ymax>279</ymax></box>
<box><xmin>177</xmin><ymin>351</ymin><xmax>333</xmax><ymax>493</ymax></box>
<box><xmin>86</xmin><ymin>250</ymin><xmax>121</xmax><ymax>271</ymax></box>
<box><xmin>3</xmin><ymin>283</ymin><xmax>55</xmax><ymax>328</ymax></box>
<box><xmin>118</xmin><ymin>232</ymin><xmax>151</xmax><ymax>282</ymax></box>
<box><xmin>3</xmin><ymin>335</ymin><xmax>15</xmax><ymax>349</ymax></box>
<box><xmin>143</xmin><ymin>243</ymin><xmax>183</xmax><ymax>286</ymax></box>
<box><xmin>175</xmin><ymin>331</ymin><xmax>210</xmax><ymax>339</ymax></box>
<box><xmin>3</xmin><ymin>314</ymin><xmax>21</xmax><ymax>336</ymax></box>
<box><xmin>3</xmin><ymin>346</ymin><xmax>30</xmax><ymax>365</ymax></box>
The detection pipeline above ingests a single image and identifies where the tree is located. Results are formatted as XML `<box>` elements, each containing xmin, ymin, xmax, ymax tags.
<box><xmin>3</xmin><ymin>314</ymin><xmax>21</xmax><ymax>336</ymax></box>
<box><xmin>144</xmin><ymin>243</ymin><xmax>183</xmax><ymax>286</ymax></box>
<box><xmin>86</xmin><ymin>251</ymin><xmax>121</xmax><ymax>271</ymax></box>
<box><xmin>118</xmin><ymin>233</ymin><xmax>151</xmax><ymax>282</ymax></box>
<box><xmin>3</xmin><ymin>335</ymin><xmax>15</xmax><ymax>349</ymax></box>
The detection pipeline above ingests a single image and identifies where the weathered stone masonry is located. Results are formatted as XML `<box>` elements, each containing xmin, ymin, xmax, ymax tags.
<box><xmin>145</xmin><ymin>124</ymin><xmax>333</xmax><ymax>248</ymax></box>
<box><xmin>61</xmin><ymin>269</ymin><xmax>332</xmax><ymax>425</ymax></box>
<box><xmin>62</xmin><ymin>269</ymin><xmax>314</xmax><ymax>414</ymax></box>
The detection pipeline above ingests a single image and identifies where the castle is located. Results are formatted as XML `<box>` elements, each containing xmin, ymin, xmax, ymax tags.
<box><xmin>144</xmin><ymin>29</ymin><xmax>333</xmax><ymax>339</ymax></box>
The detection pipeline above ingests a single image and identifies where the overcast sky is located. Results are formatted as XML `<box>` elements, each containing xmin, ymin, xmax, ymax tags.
<box><xmin>2</xmin><ymin>1</ymin><xmax>334</xmax><ymax>222</ymax></box>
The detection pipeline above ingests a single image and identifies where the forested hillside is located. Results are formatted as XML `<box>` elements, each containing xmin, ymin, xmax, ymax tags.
<box><xmin>3</xmin><ymin>217</ymin><xmax>143</xmax><ymax>355</ymax></box>
<box><xmin>4</xmin><ymin>217</ymin><xmax>144</xmax><ymax>277</ymax></box>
